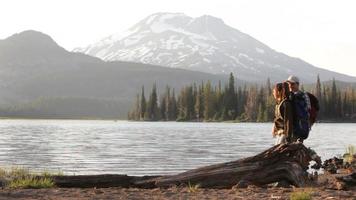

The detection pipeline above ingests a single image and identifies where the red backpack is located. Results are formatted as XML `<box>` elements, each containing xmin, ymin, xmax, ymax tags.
<box><xmin>306</xmin><ymin>92</ymin><xmax>319</xmax><ymax>126</ymax></box>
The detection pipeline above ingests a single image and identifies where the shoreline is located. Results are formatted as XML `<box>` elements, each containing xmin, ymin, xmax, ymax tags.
<box><xmin>0</xmin><ymin>147</ymin><xmax>354</xmax><ymax>199</ymax></box>
<box><xmin>0</xmin><ymin>173</ymin><xmax>354</xmax><ymax>200</ymax></box>
<box><xmin>0</xmin><ymin>186</ymin><xmax>354</xmax><ymax>200</ymax></box>
<box><xmin>0</xmin><ymin>117</ymin><xmax>355</xmax><ymax>123</ymax></box>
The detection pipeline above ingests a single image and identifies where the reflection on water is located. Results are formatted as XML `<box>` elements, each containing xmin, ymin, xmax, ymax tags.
<box><xmin>0</xmin><ymin>120</ymin><xmax>354</xmax><ymax>175</ymax></box>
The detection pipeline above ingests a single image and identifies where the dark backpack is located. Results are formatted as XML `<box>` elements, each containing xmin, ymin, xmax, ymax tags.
<box><xmin>291</xmin><ymin>92</ymin><xmax>310</xmax><ymax>140</ymax></box>
<box><xmin>306</xmin><ymin>92</ymin><xmax>320</xmax><ymax>126</ymax></box>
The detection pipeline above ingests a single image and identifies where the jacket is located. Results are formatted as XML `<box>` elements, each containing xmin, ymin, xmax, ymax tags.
<box><xmin>273</xmin><ymin>99</ymin><xmax>294</xmax><ymax>140</ymax></box>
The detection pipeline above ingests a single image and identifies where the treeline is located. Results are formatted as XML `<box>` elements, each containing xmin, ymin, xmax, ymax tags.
<box><xmin>128</xmin><ymin>73</ymin><xmax>356</xmax><ymax>122</ymax></box>
<box><xmin>314</xmin><ymin>76</ymin><xmax>356</xmax><ymax>120</ymax></box>
<box><xmin>0</xmin><ymin>97</ymin><xmax>128</xmax><ymax>119</ymax></box>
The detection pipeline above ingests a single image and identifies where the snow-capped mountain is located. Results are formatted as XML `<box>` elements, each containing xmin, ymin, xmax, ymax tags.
<box><xmin>74</xmin><ymin>12</ymin><xmax>356</xmax><ymax>83</ymax></box>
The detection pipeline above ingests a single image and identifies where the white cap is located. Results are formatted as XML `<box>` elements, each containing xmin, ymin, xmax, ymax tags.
<box><xmin>286</xmin><ymin>75</ymin><xmax>300</xmax><ymax>84</ymax></box>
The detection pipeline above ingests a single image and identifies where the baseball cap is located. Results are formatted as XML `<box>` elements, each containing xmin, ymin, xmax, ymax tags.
<box><xmin>286</xmin><ymin>75</ymin><xmax>300</xmax><ymax>84</ymax></box>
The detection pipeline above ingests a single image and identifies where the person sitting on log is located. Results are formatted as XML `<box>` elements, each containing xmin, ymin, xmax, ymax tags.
<box><xmin>272</xmin><ymin>82</ymin><xmax>294</xmax><ymax>145</ymax></box>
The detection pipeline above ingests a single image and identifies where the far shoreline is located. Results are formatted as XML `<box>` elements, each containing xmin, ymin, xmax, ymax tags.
<box><xmin>0</xmin><ymin>117</ymin><xmax>355</xmax><ymax>123</ymax></box>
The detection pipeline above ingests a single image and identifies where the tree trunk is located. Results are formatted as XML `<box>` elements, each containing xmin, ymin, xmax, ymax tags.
<box><xmin>41</xmin><ymin>143</ymin><xmax>319</xmax><ymax>189</ymax></box>
<box><xmin>137</xmin><ymin>142</ymin><xmax>321</xmax><ymax>188</ymax></box>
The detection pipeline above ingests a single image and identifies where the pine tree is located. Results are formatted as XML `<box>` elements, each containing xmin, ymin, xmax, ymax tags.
<box><xmin>266</xmin><ymin>78</ymin><xmax>272</xmax><ymax>96</ymax></box>
<box><xmin>256</xmin><ymin>103</ymin><xmax>264</xmax><ymax>122</ymax></box>
<box><xmin>140</xmin><ymin>86</ymin><xmax>146</xmax><ymax>120</ymax></box>
<box><xmin>159</xmin><ymin>95</ymin><xmax>166</xmax><ymax>121</ymax></box>
<box><xmin>186</xmin><ymin>86</ymin><xmax>195</xmax><ymax>120</ymax></box>
<box><xmin>244</xmin><ymin>86</ymin><xmax>258</xmax><ymax>121</ymax></box>
<box><xmin>203</xmin><ymin>81</ymin><xmax>214</xmax><ymax>121</ymax></box>
<box><xmin>265</xmin><ymin>81</ymin><xmax>275</xmax><ymax>122</ymax></box>
<box><xmin>322</xmin><ymin>85</ymin><xmax>331</xmax><ymax>118</ymax></box>
<box><xmin>263</xmin><ymin>106</ymin><xmax>269</xmax><ymax>122</ymax></box>
<box><xmin>331</xmin><ymin>78</ymin><xmax>337</xmax><ymax>115</ymax></box>
<box><xmin>171</xmin><ymin>89</ymin><xmax>178</xmax><ymax>120</ymax></box>
<box><xmin>193</xmin><ymin>83</ymin><xmax>198</xmax><ymax>117</ymax></box>
<box><xmin>315</xmin><ymin>75</ymin><xmax>322</xmax><ymax>116</ymax></box>
<box><xmin>256</xmin><ymin>86</ymin><xmax>267</xmax><ymax>122</ymax></box>
<box><xmin>177</xmin><ymin>89</ymin><xmax>184</xmax><ymax>120</ymax></box>
<box><xmin>146</xmin><ymin>83</ymin><xmax>159</xmax><ymax>121</ymax></box>
<box><xmin>352</xmin><ymin>88</ymin><xmax>355</xmax><ymax>115</ymax></box>
<box><xmin>223</xmin><ymin>73</ymin><xmax>237</xmax><ymax>120</ymax></box>
<box><xmin>342</xmin><ymin>92</ymin><xmax>348</xmax><ymax>117</ymax></box>
<box><xmin>315</xmin><ymin>75</ymin><xmax>322</xmax><ymax>100</ymax></box>
<box><xmin>214</xmin><ymin>80</ymin><xmax>223</xmax><ymax>120</ymax></box>
<box><xmin>336</xmin><ymin>91</ymin><xmax>342</xmax><ymax>118</ymax></box>
<box><xmin>134</xmin><ymin>94</ymin><xmax>140</xmax><ymax>120</ymax></box>
<box><xmin>194</xmin><ymin>85</ymin><xmax>203</xmax><ymax>121</ymax></box>
<box><xmin>165</xmin><ymin>86</ymin><xmax>172</xmax><ymax>121</ymax></box>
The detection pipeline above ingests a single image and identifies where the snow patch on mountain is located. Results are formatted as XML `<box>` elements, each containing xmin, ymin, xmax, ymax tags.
<box><xmin>256</xmin><ymin>47</ymin><xmax>265</xmax><ymax>54</ymax></box>
<box><xmin>74</xmin><ymin>12</ymin><xmax>356</xmax><ymax>83</ymax></box>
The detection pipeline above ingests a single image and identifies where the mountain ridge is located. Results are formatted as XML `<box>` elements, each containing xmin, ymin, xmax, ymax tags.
<box><xmin>0</xmin><ymin>30</ymin><xmax>233</xmax><ymax>118</ymax></box>
<box><xmin>74</xmin><ymin>12</ymin><xmax>356</xmax><ymax>83</ymax></box>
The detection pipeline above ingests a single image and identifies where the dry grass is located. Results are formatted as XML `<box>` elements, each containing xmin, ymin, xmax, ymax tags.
<box><xmin>0</xmin><ymin>166</ymin><xmax>61</xmax><ymax>189</ymax></box>
<box><xmin>343</xmin><ymin>144</ymin><xmax>355</xmax><ymax>164</ymax></box>
<box><xmin>289</xmin><ymin>189</ymin><xmax>313</xmax><ymax>200</ymax></box>
<box><xmin>187</xmin><ymin>182</ymin><xmax>200</xmax><ymax>193</ymax></box>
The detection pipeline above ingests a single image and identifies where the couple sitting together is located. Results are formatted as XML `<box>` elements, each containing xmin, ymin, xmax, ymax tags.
<box><xmin>272</xmin><ymin>75</ymin><xmax>319</xmax><ymax>145</ymax></box>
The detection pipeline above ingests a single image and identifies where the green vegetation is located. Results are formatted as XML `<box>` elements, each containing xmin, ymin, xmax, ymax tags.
<box><xmin>0</xmin><ymin>97</ymin><xmax>128</xmax><ymax>119</ymax></box>
<box><xmin>8</xmin><ymin>177</ymin><xmax>54</xmax><ymax>189</ymax></box>
<box><xmin>0</xmin><ymin>167</ymin><xmax>61</xmax><ymax>189</ymax></box>
<box><xmin>289</xmin><ymin>190</ymin><xmax>312</xmax><ymax>200</ymax></box>
<box><xmin>187</xmin><ymin>181</ymin><xmax>200</xmax><ymax>193</ymax></box>
<box><xmin>343</xmin><ymin>145</ymin><xmax>355</xmax><ymax>164</ymax></box>
<box><xmin>129</xmin><ymin>74</ymin><xmax>356</xmax><ymax>122</ymax></box>
<box><xmin>41</xmin><ymin>169</ymin><xmax>64</xmax><ymax>178</ymax></box>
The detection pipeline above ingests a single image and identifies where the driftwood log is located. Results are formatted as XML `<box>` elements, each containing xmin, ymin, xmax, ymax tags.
<box><xmin>44</xmin><ymin>142</ymin><xmax>320</xmax><ymax>189</ymax></box>
<box><xmin>138</xmin><ymin>142</ymin><xmax>321</xmax><ymax>188</ymax></box>
<box><xmin>50</xmin><ymin>175</ymin><xmax>159</xmax><ymax>188</ymax></box>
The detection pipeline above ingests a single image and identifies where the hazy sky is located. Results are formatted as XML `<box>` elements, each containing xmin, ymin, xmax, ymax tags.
<box><xmin>1</xmin><ymin>0</ymin><xmax>355</xmax><ymax>76</ymax></box>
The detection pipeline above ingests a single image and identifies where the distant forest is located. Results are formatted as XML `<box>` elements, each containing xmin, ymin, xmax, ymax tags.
<box><xmin>128</xmin><ymin>73</ymin><xmax>356</xmax><ymax>122</ymax></box>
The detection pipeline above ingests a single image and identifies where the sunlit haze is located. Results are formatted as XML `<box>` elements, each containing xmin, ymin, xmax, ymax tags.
<box><xmin>1</xmin><ymin>0</ymin><xmax>355</xmax><ymax>76</ymax></box>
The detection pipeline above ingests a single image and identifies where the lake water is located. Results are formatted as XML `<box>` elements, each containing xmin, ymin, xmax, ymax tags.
<box><xmin>0</xmin><ymin>120</ymin><xmax>354</xmax><ymax>176</ymax></box>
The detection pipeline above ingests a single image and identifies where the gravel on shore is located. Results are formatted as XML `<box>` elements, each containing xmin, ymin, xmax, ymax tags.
<box><xmin>0</xmin><ymin>186</ymin><xmax>355</xmax><ymax>200</ymax></box>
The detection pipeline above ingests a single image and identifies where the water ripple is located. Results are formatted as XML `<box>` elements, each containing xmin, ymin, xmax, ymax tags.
<box><xmin>0</xmin><ymin>120</ymin><xmax>354</xmax><ymax>175</ymax></box>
